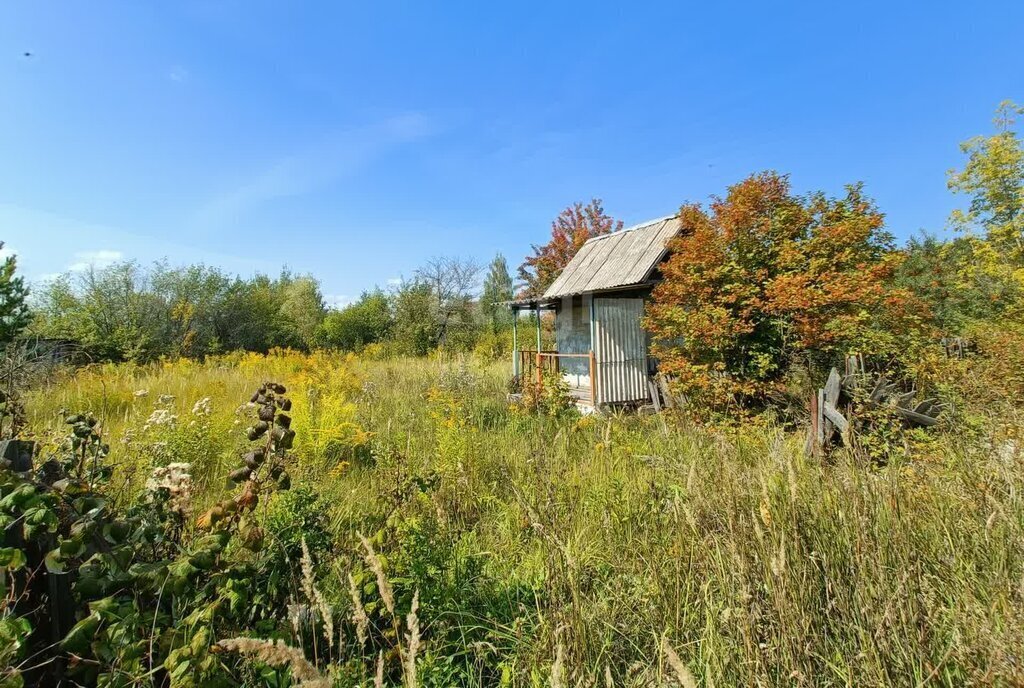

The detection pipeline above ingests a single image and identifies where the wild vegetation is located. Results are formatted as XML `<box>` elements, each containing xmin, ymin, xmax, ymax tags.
<box><xmin>0</xmin><ymin>102</ymin><xmax>1022</xmax><ymax>686</ymax></box>
<box><xmin>3</xmin><ymin>348</ymin><xmax>1022</xmax><ymax>686</ymax></box>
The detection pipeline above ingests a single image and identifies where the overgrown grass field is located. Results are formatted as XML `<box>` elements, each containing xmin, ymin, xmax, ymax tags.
<box><xmin>22</xmin><ymin>350</ymin><xmax>1024</xmax><ymax>686</ymax></box>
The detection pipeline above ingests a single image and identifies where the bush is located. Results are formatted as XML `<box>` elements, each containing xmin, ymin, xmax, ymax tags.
<box><xmin>519</xmin><ymin>369</ymin><xmax>577</xmax><ymax>417</ymax></box>
<box><xmin>471</xmin><ymin>327</ymin><xmax>513</xmax><ymax>362</ymax></box>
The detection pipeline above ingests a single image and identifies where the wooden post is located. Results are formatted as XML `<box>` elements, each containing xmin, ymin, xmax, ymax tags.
<box><xmin>534</xmin><ymin>307</ymin><xmax>542</xmax><ymax>354</ymax></box>
<box><xmin>816</xmin><ymin>389</ymin><xmax>825</xmax><ymax>447</ymax></box>
<box><xmin>589</xmin><ymin>350</ymin><xmax>597</xmax><ymax>407</ymax></box>
<box><xmin>807</xmin><ymin>390</ymin><xmax>821</xmax><ymax>457</ymax></box>
<box><xmin>512</xmin><ymin>310</ymin><xmax>519</xmax><ymax>377</ymax></box>
<box><xmin>588</xmin><ymin>295</ymin><xmax>597</xmax><ymax>406</ymax></box>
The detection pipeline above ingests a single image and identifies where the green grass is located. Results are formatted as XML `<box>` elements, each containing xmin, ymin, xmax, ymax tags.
<box><xmin>23</xmin><ymin>351</ymin><xmax>1024</xmax><ymax>686</ymax></box>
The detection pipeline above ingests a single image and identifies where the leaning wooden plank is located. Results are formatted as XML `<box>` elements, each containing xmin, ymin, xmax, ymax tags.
<box><xmin>868</xmin><ymin>376</ymin><xmax>888</xmax><ymax>404</ymax></box>
<box><xmin>914</xmin><ymin>398</ymin><xmax>938</xmax><ymax>415</ymax></box>
<box><xmin>817</xmin><ymin>389</ymin><xmax>827</xmax><ymax>444</ymax></box>
<box><xmin>657</xmin><ymin>374</ymin><xmax>675</xmax><ymax>409</ymax></box>
<box><xmin>822</xmin><ymin>402</ymin><xmax>849</xmax><ymax>434</ymax></box>
<box><xmin>648</xmin><ymin>379</ymin><xmax>662</xmax><ymax>413</ymax></box>
<box><xmin>824</xmin><ymin>368</ymin><xmax>842</xmax><ymax>405</ymax></box>
<box><xmin>896</xmin><ymin>407</ymin><xmax>940</xmax><ymax>427</ymax></box>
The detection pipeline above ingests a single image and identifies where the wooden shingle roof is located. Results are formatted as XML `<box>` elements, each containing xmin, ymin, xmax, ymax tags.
<box><xmin>541</xmin><ymin>215</ymin><xmax>680</xmax><ymax>300</ymax></box>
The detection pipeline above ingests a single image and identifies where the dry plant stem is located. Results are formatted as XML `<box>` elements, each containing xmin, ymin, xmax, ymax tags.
<box><xmin>217</xmin><ymin>638</ymin><xmax>330</xmax><ymax>688</ymax></box>
<box><xmin>358</xmin><ymin>532</ymin><xmax>396</xmax><ymax>614</ymax></box>
<box><xmin>661</xmin><ymin>635</ymin><xmax>698</xmax><ymax>688</ymax></box>
<box><xmin>347</xmin><ymin>571</ymin><xmax>369</xmax><ymax>648</ymax></box>
<box><xmin>404</xmin><ymin>590</ymin><xmax>420</xmax><ymax>688</ymax></box>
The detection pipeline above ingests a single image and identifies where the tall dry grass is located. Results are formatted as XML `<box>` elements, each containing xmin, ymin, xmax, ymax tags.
<box><xmin>23</xmin><ymin>351</ymin><xmax>1024</xmax><ymax>686</ymax></box>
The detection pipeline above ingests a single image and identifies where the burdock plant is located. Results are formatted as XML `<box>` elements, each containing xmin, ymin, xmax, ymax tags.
<box><xmin>198</xmin><ymin>381</ymin><xmax>294</xmax><ymax>539</ymax></box>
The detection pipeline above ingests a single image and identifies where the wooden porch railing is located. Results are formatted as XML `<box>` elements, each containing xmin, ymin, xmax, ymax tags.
<box><xmin>518</xmin><ymin>349</ymin><xmax>557</xmax><ymax>382</ymax></box>
<box><xmin>518</xmin><ymin>350</ymin><xmax>598</xmax><ymax>407</ymax></box>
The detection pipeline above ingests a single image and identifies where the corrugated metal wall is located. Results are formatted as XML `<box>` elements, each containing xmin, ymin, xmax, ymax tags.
<box><xmin>593</xmin><ymin>297</ymin><xmax>649</xmax><ymax>404</ymax></box>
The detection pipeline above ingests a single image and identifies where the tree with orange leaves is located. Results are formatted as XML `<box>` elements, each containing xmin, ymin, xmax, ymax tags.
<box><xmin>645</xmin><ymin>172</ymin><xmax>926</xmax><ymax>411</ymax></box>
<box><xmin>518</xmin><ymin>199</ymin><xmax>622</xmax><ymax>297</ymax></box>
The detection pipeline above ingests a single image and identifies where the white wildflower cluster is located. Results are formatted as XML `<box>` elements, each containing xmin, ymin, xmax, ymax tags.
<box><xmin>144</xmin><ymin>408</ymin><xmax>178</xmax><ymax>430</ymax></box>
<box><xmin>158</xmin><ymin>394</ymin><xmax>176</xmax><ymax>405</ymax></box>
<box><xmin>145</xmin><ymin>462</ymin><xmax>193</xmax><ymax>516</ymax></box>
<box><xmin>191</xmin><ymin>396</ymin><xmax>212</xmax><ymax>416</ymax></box>
<box><xmin>134</xmin><ymin>389</ymin><xmax>149</xmax><ymax>398</ymax></box>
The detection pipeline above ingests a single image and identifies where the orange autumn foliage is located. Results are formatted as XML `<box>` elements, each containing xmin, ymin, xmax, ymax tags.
<box><xmin>645</xmin><ymin>171</ymin><xmax>928</xmax><ymax>410</ymax></box>
<box><xmin>517</xmin><ymin>199</ymin><xmax>622</xmax><ymax>298</ymax></box>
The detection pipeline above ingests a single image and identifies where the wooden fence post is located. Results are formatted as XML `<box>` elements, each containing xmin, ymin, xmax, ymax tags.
<box><xmin>807</xmin><ymin>389</ymin><xmax>821</xmax><ymax>457</ymax></box>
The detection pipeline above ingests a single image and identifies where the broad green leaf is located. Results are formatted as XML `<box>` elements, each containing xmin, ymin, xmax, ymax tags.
<box><xmin>0</xmin><ymin>548</ymin><xmax>25</xmax><ymax>571</ymax></box>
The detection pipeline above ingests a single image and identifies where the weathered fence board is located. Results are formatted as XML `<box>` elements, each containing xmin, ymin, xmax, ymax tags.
<box><xmin>807</xmin><ymin>364</ymin><xmax>944</xmax><ymax>457</ymax></box>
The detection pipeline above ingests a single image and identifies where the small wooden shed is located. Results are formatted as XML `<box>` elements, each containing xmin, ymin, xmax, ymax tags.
<box><xmin>510</xmin><ymin>215</ymin><xmax>680</xmax><ymax>407</ymax></box>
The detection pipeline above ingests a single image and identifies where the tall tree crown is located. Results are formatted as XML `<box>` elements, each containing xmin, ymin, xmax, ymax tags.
<box><xmin>947</xmin><ymin>100</ymin><xmax>1024</xmax><ymax>261</ymax></box>
<box><xmin>0</xmin><ymin>243</ymin><xmax>30</xmax><ymax>345</ymax></box>
<box><xmin>517</xmin><ymin>199</ymin><xmax>623</xmax><ymax>297</ymax></box>
<box><xmin>481</xmin><ymin>254</ymin><xmax>513</xmax><ymax>330</ymax></box>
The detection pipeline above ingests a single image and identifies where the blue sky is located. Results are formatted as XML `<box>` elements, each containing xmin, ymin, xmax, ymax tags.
<box><xmin>1</xmin><ymin>1</ymin><xmax>1022</xmax><ymax>307</ymax></box>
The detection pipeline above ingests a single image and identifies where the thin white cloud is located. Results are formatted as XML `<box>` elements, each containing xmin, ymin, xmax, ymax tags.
<box><xmin>68</xmin><ymin>249</ymin><xmax>124</xmax><ymax>272</ymax></box>
<box><xmin>0</xmin><ymin>202</ymin><xmax>275</xmax><ymax>286</ymax></box>
<box><xmin>324</xmin><ymin>294</ymin><xmax>353</xmax><ymax>309</ymax></box>
<box><xmin>0</xmin><ymin>245</ymin><xmax>17</xmax><ymax>260</ymax></box>
<box><xmin>168</xmin><ymin>65</ymin><xmax>189</xmax><ymax>83</ymax></box>
<box><xmin>193</xmin><ymin>113</ymin><xmax>433</xmax><ymax>229</ymax></box>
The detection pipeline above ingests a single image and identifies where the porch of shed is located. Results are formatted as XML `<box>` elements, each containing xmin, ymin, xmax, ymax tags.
<box><xmin>509</xmin><ymin>293</ymin><xmax>651</xmax><ymax>408</ymax></box>
<box><xmin>510</xmin><ymin>298</ymin><xmax>597</xmax><ymax>408</ymax></box>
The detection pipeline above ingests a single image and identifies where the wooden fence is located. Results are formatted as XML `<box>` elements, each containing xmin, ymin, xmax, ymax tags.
<box><xmin>806</xmin><ymin>355</ymin><xmax>944</xmax><ymax>457</ymax></box>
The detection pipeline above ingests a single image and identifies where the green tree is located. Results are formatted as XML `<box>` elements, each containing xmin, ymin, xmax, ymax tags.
<box><xmin>0</xmin><ymin>243</ymin><xmax>30</xmax><ymax>345</ymax></box>
<box><xmin>894</xmin><ymin>233</ymin><xmax>1012</xmax><ymax>332</ymax></box>
<box><xmin>414</xmin><ymin>257</ymin><xmax>482</xmax><ymax>348</ymax></box>
<box><xmin>150</xmin><ymin>263</ymin><xmax>232</xmax><ymax>357</ymax></box>
<box><xmin>390</xmin><ymin>280</ymin><xmax>437</xmax><ymax>355</ymax></box>
<box><xmin>948</xmin><ymin>100</ymin><xmax>1024</xmax><ymax>261</ymax></box>
<box><xmin>278</xmin><ymin>275</ymin><xmax>326</xmax><ymax>349</ymax></box>
<box><xmin>33</xmin><ymin>262</ymin><xmax>330</xmax><ymax>360</ymax></box>
<box><xmin>318</xmin><ymin>290</ymin><xmax>393</xmax><ymax>350</ymax></box>
<box><xmin>902</xmin><ymin>100</ymin><xmax>1024</xmax><ymax>329</ymax></box>
<box><xmin>35</xmin><ymin>262</ymin><xmax>160</xmax><ymax>361</ymax></box>
<box><xmin>480</xmin><ymin>253</ymin><xmax>513</xmax><ymax>331</ymax></box>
